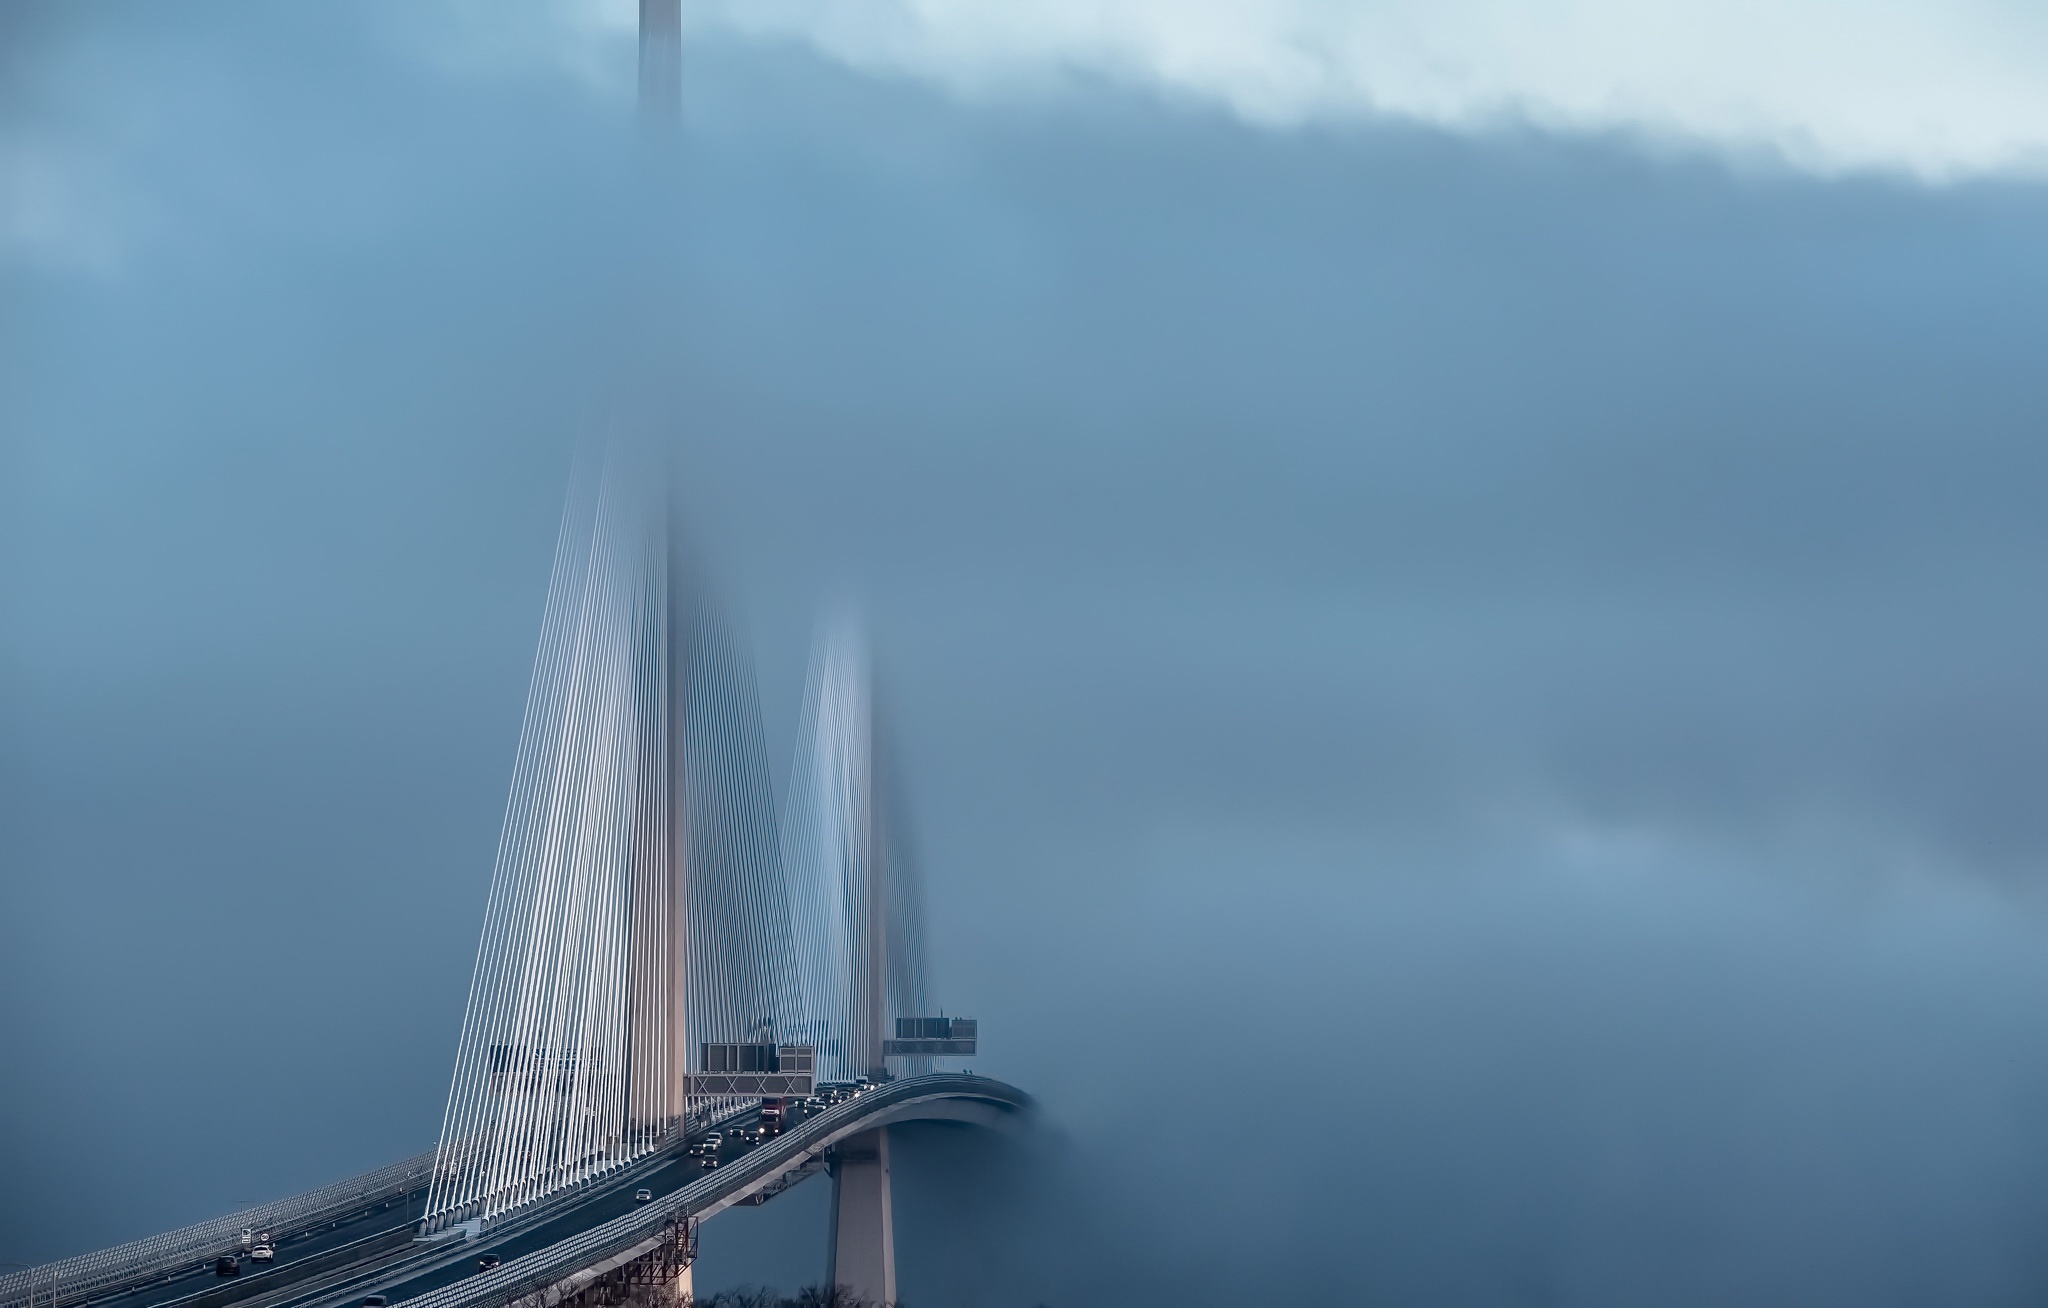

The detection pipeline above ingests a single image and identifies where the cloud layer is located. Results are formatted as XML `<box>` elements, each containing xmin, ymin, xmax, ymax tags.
<box><xmin>12</xmin><ymin>0</ymin><xmax>2046</xmax><ymax>272</ymax></box>
<box><xmin>645</xmin><ymin>0</ymin><xmax>2048</xmax><ymax>179</ymax></box>
<box><xmin>12</xmin><ymin>8</ymin><xmax>2048</xmax><ymax>1300</ymax></box>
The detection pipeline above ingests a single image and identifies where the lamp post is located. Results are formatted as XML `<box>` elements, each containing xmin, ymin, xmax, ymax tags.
<box><xmin>2</xmin><ymin>1263</ymin><xmax>37</xmax><ymax>1308</ymax></box>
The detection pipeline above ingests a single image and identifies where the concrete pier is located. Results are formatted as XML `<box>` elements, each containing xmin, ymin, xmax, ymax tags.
<box><xmin>824</xmin><ymin>1128</ymin><xmax>895</xmax><ymax>1306</ymax></box>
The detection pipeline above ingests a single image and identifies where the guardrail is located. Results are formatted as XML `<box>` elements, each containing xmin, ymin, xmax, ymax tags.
<box><xmin>0</xmin><ymin>1152</ymin><xmax>437</xmax><ymax>1308</ymax></box>
<box><xmin>397</xmin><ymin>1074</ymin><xmax>1029</xmax><ymax>1308</ymax></box>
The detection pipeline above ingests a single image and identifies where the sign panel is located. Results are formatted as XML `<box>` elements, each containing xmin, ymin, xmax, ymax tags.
<box><xmin>884</xmin><ymin>1017</ymin><xmax>977</xmax><ymax>1058</ymax></box>
<box><xmin>691</xmin><ymin>1044</ymin><xmax>814</xmax><ymax>1097</ymax></box>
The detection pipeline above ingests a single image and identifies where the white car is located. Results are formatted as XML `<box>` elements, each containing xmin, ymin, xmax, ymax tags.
<box><xmin>634</xmin><ymin>1188</ymin><xmax>653</xmax><ymax>1204</ymax></box>
<box><xmin>251</xmin><ymin>1246</ymin><xmax>275</xmax><ymax>1264</ymax></box>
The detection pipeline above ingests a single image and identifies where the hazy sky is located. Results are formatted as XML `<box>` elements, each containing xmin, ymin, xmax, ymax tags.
<box><xmin>8</xmin><ymin>4</ymin><xmax>2048</xmax><ymax>1304</ymax></box>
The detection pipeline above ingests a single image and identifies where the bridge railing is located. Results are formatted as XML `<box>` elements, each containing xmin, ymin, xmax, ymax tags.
<box><xmin>0</xmin><ymin>1150</ymin><xmax>436</xmax><ymax>1308</ymax></box>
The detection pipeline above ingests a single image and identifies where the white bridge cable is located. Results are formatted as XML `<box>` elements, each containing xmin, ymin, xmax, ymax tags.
<box><xmin>436</xmin><ymin>455</ymin><xmax>605</xmax><ymax>1222</ymax></box>
<box><xmin>782</xmin><ymin>622</ymin><xmax>930</xmax><ymax>1084</ymax></box>
<box><xmin>428</xmin><ymin>445</ymin><xmax>673</xmax><ymax>1228</ymax></box>
<box><xmin>675</xmin><ymin>595</ymin><xmax>797</xmax><ymax>1086</ymax></box>
<box><xmin>503</xmin><ymin>447</ymin><xmax>654</xmax><ymax>1214</ymax></box>
<box><xmin>427</xmin><ymin>445</ymin><xmax>938</xmax><ymax>1232</ymax></box>
<box><xmin>874</xmin><ymin>699</ymin><xmax>933</xmax><ymax>1079</ymax></box>
<box><xmin>782</xmin><ymin>624</ymin><xmax>864</xmax><ymax>1082</ymax></box>
<box><xmin>428</xmin><ymin>454</ymin><xmax>603</xmax><ymax>1220</ymax></box>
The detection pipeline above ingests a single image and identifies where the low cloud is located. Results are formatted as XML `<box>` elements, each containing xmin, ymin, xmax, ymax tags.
<box><xmin>16</xmin><ymin>0</ymin><xmax>2047</xmax><ymax>274</ymax></box>
<box><xmin>646</xmin><ymin>0</ymin><xmax>2048</xmax><ymax>179</ymax></box>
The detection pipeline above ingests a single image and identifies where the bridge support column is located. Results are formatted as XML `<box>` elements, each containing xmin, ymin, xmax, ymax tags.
<box><xmin>825</xmin><ymin>1128</ymin><xmax>895</xmax><ymax>1306</ymax></box>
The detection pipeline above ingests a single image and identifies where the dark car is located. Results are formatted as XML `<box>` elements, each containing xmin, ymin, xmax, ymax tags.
<box><xmin>362</xmin><ymin>1296</ymin><xmax>389</xmax><ymax>1307</ymax></box>
<box><xmin>213</xmin><ymin>1258</ymin><xmax>240</xmax><ymax>1278</ymax></box>
<box><xmin>633</xmin><ymin>1188</ymin><xmax>653</xmax><ymax>1204</ymax></box>
<box><xmin>476</xmin><ymin>1255</ymin><xmax>501</xmax><ymax>1273</ymax></box>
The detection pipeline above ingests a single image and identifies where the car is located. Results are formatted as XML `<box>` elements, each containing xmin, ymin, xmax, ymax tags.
<box><xmin>251</xmin><ymin>1246</ymin><xmax>275</xmax><ymax>1263</ymax></box>
<box><xmin>476</xmin><ymin>1255</ymin><xmax>501</xmax><ymax>1273</ymax></box>
<box><xmin>214</xmin><ymin>1258</ymin><xmax>240</xmax><ymax>1278</ymax></box>
<box><xmin>687</xmin><ymin>1133</ymin><xmax>722</xmax><ymax>1159</ymax></box>
<box><xmin>634</xmin><ymin>1188</ymin><xmax>653</xmax><ymax>1204</ymax></box>
<box><xmin>699</xmin><ymin>1155</ymin><xmax>720</xmax><ymax>1169</ymax></box>
<box><xmin>363</xmin><ymin>1295</ymin><xmax>389</xmax><ymax>1307</ymax></box>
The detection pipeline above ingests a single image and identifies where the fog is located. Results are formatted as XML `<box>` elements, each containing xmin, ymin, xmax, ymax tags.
<box><xmin>8</xmin><ymin>4</ymin><xmax>2048</xmax><ymax>1304</ymax></box>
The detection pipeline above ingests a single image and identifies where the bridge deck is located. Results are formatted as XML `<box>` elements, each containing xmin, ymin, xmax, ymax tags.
<box><xmin>7</xmin><ymin>1075</ymin><xmax>1028</xmax><ymax>1308</ymax></box>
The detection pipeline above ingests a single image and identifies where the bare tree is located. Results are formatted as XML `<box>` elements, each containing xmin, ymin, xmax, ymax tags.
<box><xmin>692</xmin><ymin>1287</ymin><xmax>892</xmax><ymax>1308</ymax></box>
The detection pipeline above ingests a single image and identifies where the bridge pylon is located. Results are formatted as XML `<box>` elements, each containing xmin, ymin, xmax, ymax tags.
<box><xmin>422</xmin><ymin>450</ymin><xmax>960</xmax><ymax>1251</ymax></box>
<box><xmin>824</xmin><ymin>1127</ymin><xmax>895</xmax><ymax>1307</ymax></box>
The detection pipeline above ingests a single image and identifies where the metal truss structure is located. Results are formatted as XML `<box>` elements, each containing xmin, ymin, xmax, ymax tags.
<box><xmin>423</xmin><ymin>446</ymin><xmax>940</xmax><ymax>1232</ymax></box>
<box><xmin>530</xmin><ymin>1208</ymin><xmax>696</xmax><ymax>1308</ymax></box>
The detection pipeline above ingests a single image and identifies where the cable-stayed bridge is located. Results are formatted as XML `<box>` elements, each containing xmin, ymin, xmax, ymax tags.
<box><xmin>1</xmin><ymin>450</ymin><xmax>1027</xmax><ymax>1308</ymax></box>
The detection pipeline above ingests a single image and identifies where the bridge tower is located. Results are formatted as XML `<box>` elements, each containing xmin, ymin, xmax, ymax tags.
<box><xmin>638</xmin><ymin>0</ymin><xmax>681</xmax><ymax>132</ymax></box>
<box><xmin>420</xmin><ymin>444</ymin><xmax>797</xmax><ymax>1233</ymax></box>
<box><xmin>782</xmin><ymin>622</ymin><xmax>930</xmax><ymax>1085</ymax></box>
<box><xmin>420</xmin><ymin>68</ymin><xmax>949</xmax><ymax>1257</ymax></box>
<box><xmin>782</xmin><ymin>623</ymin><xmax>928</xmax><ymax>1304</ymax></box>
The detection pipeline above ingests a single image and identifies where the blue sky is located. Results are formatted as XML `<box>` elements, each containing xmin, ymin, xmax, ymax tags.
<box><xmin>8</xmin><ymin>4</ymin><xmax>2048</xmax><ymax>1303</ymax></box>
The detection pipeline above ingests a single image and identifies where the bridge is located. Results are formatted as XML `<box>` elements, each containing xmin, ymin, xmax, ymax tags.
<box><xmin>0</xmin><ymin>444</ymin><xmax>1030</xmax><ymax>1308</ymax></box>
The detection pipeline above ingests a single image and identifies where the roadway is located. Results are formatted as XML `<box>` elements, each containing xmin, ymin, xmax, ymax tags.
<box><xmin>76</xmin><ymin>1121</ymin><xmax>750</xmax><ymax>1308</ymax></box>
<box><xmin>61</xmin><ymin>1076</ymin><xmax>1029</xmax><ymax>1308</ymax></box>
<box><xmin>67</xmin><ymin>1188</ymin><xmax>432</xmax><ymax>1308</ymax></box>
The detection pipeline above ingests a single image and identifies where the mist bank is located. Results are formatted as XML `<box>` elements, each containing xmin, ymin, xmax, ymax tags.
<box><xmin>7</xmin><ymin>6</ymin><xmax>2048</xmax><ymax>1303</ymax></box>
